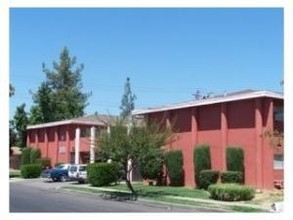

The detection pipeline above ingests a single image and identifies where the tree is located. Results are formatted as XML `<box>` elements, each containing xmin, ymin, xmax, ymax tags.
<box><xmin>9</xmin><ymin>83</ymin><xmax>16</xmax><ymax>155</ymax></box>
<box><xmin>97</xmin><ymin>119</ymin><xmax>172</xmax><ymax>199</ymax></box>
<box><xmin>13</xmin><ymin>103</ymin><xmax>29</xmax><ymax>148</ymax></box>
<box><xmin>262</xmin><ymin>129</ymin><xmax>284</xmax><ymax>148</ymax></box>
<box><xmin>9</xmin><ymin>120</ymin><xmax>17</xmax><ymax>155</ymax></box>
<box><xmin>120</xmin><ymin>77</ymin><xmax>136</xmax><ymax>119</ymax></box>
<box><xmin>30</xmin><ymin>47</ymin><xmax>90</xmax><ymax>124</ymax></box>
<box><xmin>9</xmin><ymin>83</ymin><xmax>15</xmax><ymax>97</ymax></box>
<box><xmin>29</xmin><ymin>82</ymin><xmax>54</xmax><ymax>124</ymax></box>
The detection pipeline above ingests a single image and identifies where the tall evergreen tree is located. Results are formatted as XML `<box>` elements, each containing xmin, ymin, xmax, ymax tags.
<box><xmin>13</xmin><ymin>103</ymin><xmax>29</xmax><ymax>148</ymax></box>
<box><xmin>30</xmin><ymin>82</ymin><xmax>54</xmax><ymax>124</ymax></box>
<box><xmin>120</xmin><ymin>77</ymin><xmax>136</xmax><ymax>119</ymax></box>
<box><xmin>30</xmin><ymin>47</ymin><xmax>90</xmax><ymax>123</ymax></box>
<box><xmin>9</xmin><ymin>83</ymin><xmax>15</xmax><ymax>97</ymax></box>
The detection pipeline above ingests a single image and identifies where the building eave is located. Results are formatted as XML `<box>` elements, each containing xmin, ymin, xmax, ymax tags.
<box><xmin>132</xmin><ymin>90</ymin><xmax>283</xmax><ymax>115</ymax></box>
<box><xmin>27</xmin><ymin>120</ymin><xmax>106</xmax><ymax>130</ymax></box>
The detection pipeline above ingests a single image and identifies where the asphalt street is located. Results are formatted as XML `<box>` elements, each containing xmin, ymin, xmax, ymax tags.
<box><xmin>10</xmin><ymin>178</ymin><xmax>215</xmax><ymax>213</ymax></box>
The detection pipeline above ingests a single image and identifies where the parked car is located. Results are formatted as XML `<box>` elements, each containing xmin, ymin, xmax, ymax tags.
<box><xmin>68</xmin><ymin>164</ymin><xmax>87</xmax><ymax>183</ymax></box>
<box><xmin>41</xmin><ymin>168</ymin><xmax>52</xmax><ymax>179</ymax></box>
<box><xmin>50</xmin><ymin>163</ymin><xmax>72</xmax><ymax>182</ymax></box>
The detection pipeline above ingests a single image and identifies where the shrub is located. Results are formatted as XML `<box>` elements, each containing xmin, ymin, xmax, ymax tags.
<box><xmin>226</xmin><ymin>147</ymin><xmax>244</xmax><ymax>172</ymax></box>
<box><xmin>35</xmin><ymin>157</ymin><xmax>51</xmax><ymax>169</ymax></box>
<box><xmin>20</xmin><ymin>164</ymin><xmax>42</xmax><ymax>178</ymax></box>
<box><xmin>221</xmin><ymin>171</ymin><xmax>243</xmax><ymax>184</ymax></box>
<box><xmin>208</xmin><ymin>183</ymin><xmax>255</xmax><ymax>201</ymax></box>
<box><xmin>199</xmin><ymin>170</ymin><xmax>219</xmax><ymax>190</ymax></box>
<box><xmin>194</xmin><ymin>144</ymin><xmax>211</xmax><ymax>188</ymax></box>
<box><xmin>87</xmin><ymin>162</ymin><xmax>119</xmax><ymax>187</ymax></box>
<box><xmin>137</xmin><ymin>153</ymin><xmax>163</xmax><ymax>180</ymax></box>
<box><xmin>21</xmin><ymin>147</ymin><xmax>32</xmax><ymax>165</ymax></box>
<box><xmin>30</xmin><ymin>148</ymin><xmax>41</xmax><ymax>164</ymax></box>
<box><xmin>165</xmin><ymin>150</ymin><xmax>184</xmax><ymax>186</ymax></box>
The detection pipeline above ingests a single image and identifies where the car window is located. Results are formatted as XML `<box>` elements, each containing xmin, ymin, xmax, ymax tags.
<box><xmin>69</xmin><ymin>166</ymin><xmax>77</xmax><ymax>172</ymax></box>
<box><xmin>79</xmin><ymin>166</ymin><xmax>87</xmax><ymax>171</ymax></box>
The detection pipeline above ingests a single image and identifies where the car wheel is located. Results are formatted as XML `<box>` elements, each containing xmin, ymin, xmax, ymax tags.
<box><xmin>52</xmin><ymin>178</ymin><xmax>58</xmax><ymax>182</ymax></box>
<box><xmin>60</xmin><ymin>175</ymin><xmax>67</xmax><ymax>182</ymax></box>
<box><xmin>78</xmin><ymin>180</ymin><xmax>85</xmax><ymax>184</ymax></box>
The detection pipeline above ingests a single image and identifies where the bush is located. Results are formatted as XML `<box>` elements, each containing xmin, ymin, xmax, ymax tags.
<box><xmin>30</xmin><ymin>148</ymin><xmax>41</xmax><ymax>164</ymax></box>
<box><xmin>194</xmin><ymin>145</ymin><xmax>211</xmax><ymax>188</ymax></box>
<box><xmin>21</xmin><ymin>147</ymin><xmax>32</xmax><ymax>165</ymax></box>
<box><xmin>221</xmin><ymin>171</ymin><xmax>243</xmax><ymax>184</ymax></box>
<box><xmin>199</xmin><ymin>170</ymin><xmax>219</xmax><ymax>190</ymax></box>
<box><xmin>137</xmin><ymin>153</ymin><xmax>163</xmax><ymax>180</ymax></box>
<box><xmin>208</xmin><ymin>183</ymin><xmax>255</xmax><ymax>201</ymax></box>
<box><xmin>20</xmin><ymin>164</ymin><xmax>42</xmax><ymax>178</ymax></box>
<box><xmin>35</xmin><ymin>157</ymin><xmax>51</xmax><ymax>169</ymax></box>
<box><xmin>165</xmin><ymin>150</ymin><xmax>184</xmax><ymax>186</ymax></box>
<box><xmin>87</xmin><ymin>162</ymin><xmax>119</xmax><ymax>187</ymax></box>
<box><xmin>226</xmin><ymin>147</ymin><xmax>244</xmax><ymax>172</ymax></box>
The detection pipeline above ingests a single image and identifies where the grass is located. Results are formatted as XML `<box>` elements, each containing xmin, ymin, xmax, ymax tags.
<box><xmin>61</xmin><ymin>183</ymin><xmax>268</xmax><ymax>212</ymax></box>
<box><xmin>101</xmin><ymin>183</ymin><xmax>210</xmax><ymax>199</ymax></box>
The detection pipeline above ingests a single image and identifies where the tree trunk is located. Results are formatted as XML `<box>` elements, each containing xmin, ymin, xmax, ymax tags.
<box><xmin>125</xmin><ymin>164</ymin><xmax>137</xmax><ymax>200</ymax></box>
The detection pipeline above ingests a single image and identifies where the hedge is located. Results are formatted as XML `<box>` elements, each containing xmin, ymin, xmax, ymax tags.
<box><xmin>165</xmin><ymin>150</ymin><xmax>184</xmax><ymax>186</ymax></box>
<box><xmin>21</xmin><ymin>147</ymin><xmax>32</xmax><ymax>165</ymax></box>
<box><xmin>35</xmin><ymin>157</ymin><xmax>51</xmax><ymax>169</ymax></box>
<box><xmin>194</xmin><ymin>145</ymin><xmax>211</xmax><ymax>188</ymax></box>
<box><xmin>30</xmin><ymin>148</ymin><xmax>41</xmax><ymax>164</ymax></box>
<box><xmin>208</xmin><ymin>183</ymin><xmax>255</xmax><ymax>201</ymax></box>
<box><xmin>226</xmin><ymin>147</ymin><xmax>244</xmax><ymax>172</ymax></box>
<box><xmin>199</xmin><ymin>170</ymin><xmax>219</xmax><ymax>190</ymax></box>
<box><xmin>21</xmin><ymin>164</ymin><xmax>42</xmax><ymax>178</ymax></box>
<box><xmin>87</xmin><ymin>162</ymin><xmax>120</xmax><ymax>187</ymax></box>
<box><xmin>221</xmin><ymin>171</ymin><xmax>243</xmax><ymax>184</ymax></box>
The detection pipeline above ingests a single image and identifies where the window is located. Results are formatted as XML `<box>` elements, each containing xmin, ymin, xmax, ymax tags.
<box><xmin>274</xmin><ymin>154</ymin><xmax>284</xmax><ymax>170</ymax></box>
<box><xmin>274</xmin><ymin>106</ymin><xmax>284</xmax><ymax>122</ymax></box>
<box><xmin>80</xmin><ymin>128</ymin><xmax>91</xmax><ymax>137</ymax></box>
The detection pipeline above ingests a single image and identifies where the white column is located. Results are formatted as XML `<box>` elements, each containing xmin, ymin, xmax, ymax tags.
<box><xmin>90</xmin><ymin>126</ymin><xmax>96</xmax><ymax>164</ymax></box>
<box><xmin>107</xmin><ymin>125</ymin><xmax>111</xmax><ymax>134</ymax></box>
<box><xmin>75</xmin><ymin>127</ymin><xmax>80</xmax><ymax>165</ymax></box>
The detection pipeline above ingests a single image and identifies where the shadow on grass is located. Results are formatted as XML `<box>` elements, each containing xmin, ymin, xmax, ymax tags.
<box><xmin>98</xmin><ymin>188</ymin><xmax>192</xmax><ymax>201</ymax></box>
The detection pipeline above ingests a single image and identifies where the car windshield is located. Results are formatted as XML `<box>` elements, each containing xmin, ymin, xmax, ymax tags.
<box><xmin>69</xmin><ymin>166</ymin><xmax>77</xmax><ymax>172</ymax></box>
<box><xmin>55</xmin><ymin>165</ymin><xmax>65</xmax><ymax>169</ymax></box>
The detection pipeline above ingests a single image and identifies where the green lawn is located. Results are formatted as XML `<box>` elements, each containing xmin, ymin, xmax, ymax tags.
<box><xmin>102</xmin><ymin>183</ymin><xmax>210</xmax><ymax>199</ymax></box>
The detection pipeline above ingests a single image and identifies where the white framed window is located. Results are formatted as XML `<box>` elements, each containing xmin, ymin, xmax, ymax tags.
<box><xmin>273</xmin><ymin>154</ymin><xmax>284</xmax><ymax>170</ymax></box>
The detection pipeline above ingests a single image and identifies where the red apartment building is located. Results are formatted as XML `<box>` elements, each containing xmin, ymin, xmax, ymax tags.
<box><xmin>132</xmin><ymin>90</ymin><xmax>284</xmax><ymax>190</ymax></box>
<box><xmin>26</xmin><ymin>114</ymin><xmax>115</xmax><ymax>166</ymax></box>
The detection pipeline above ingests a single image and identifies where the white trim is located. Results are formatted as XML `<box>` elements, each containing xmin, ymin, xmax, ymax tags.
<box><xmin>132</xmin><ymin>90</ymin><xmax>283</xmax><ymax>115</ymax></box>
<box><xmin>27</xmin><ymin>119</ymin><xmax>105</xmax><ymax>130</ymax></box>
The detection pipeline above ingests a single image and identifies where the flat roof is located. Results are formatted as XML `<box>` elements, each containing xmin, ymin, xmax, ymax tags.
<box><xmin>27</xmin><ymin>114</ymin><xmax>118</xmax><ymax>130</ymax></box>
<box><xmin>132</xmin><ymin>90</ymin><xmax>283</xmax><ymax>115</ymax></box>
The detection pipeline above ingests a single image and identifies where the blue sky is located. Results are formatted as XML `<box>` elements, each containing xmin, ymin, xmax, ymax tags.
<box><xmin>9</xmin><ymin>8</ymin><xmax>283</xmax><ymax>119</ymax></box>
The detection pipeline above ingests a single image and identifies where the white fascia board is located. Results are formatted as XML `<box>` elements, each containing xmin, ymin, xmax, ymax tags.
<box><xmin>27</xmin><ymin>120</ymin><xmax>105</xmax><ymax>130</ymax></box>
<box><xmin>132</xmin><ymin>91</ymin><xmax>283</xmax><ymax>115</ymax></box>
